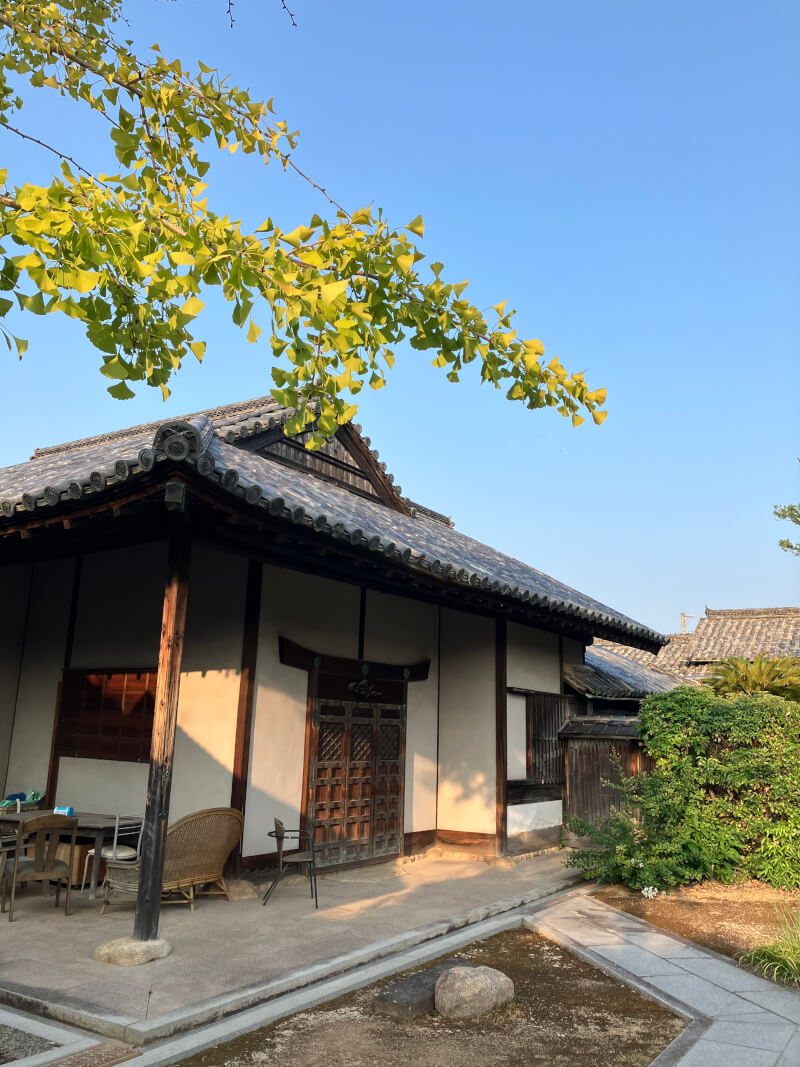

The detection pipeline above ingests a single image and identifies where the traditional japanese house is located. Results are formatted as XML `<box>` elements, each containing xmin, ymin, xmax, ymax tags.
<box><xmin>0</xmin><ymin>396</ymin><xmax>666</xmax><ymax>916</ymax></box>
<box><xmin>559</xmin><ymin>643</ymin><xmax>679</xmax><ymax>830</ymax></box>
<box><xmin>596</xmin><ymin>607</ymin><xmax>800</xmax><ymax>685</ymax></box>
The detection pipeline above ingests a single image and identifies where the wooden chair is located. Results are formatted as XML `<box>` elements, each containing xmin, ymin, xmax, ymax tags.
<box><xmin>0</xmin><ymin>813</ymin><xmax>78</xmax><ymax>922</ymax></box>
<box><xmin>102</xmin><ymin>807</ymin><xmax>244</xmax><ymax>912</ymax></box>
<box><xmin>261</xmin><ymin>818</ymin><xmax>319</xmax><ymax>909</ymax></box>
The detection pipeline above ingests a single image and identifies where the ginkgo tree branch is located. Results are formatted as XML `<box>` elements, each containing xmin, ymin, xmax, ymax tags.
<box><xmin>1</xmin><ymin>118</ymin><xmax>106</xmax><ymax>187</ymax></box>
<box><xmin>0</xmin><ymin>0</ymin><xmax>608</xmax><ymax>445</ymax></box>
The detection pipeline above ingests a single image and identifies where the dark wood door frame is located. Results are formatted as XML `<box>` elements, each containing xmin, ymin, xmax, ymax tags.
<box><xmin>281</xmin><ymin>638</ymin><xmax>429</xmax><ymax>866</ymax></box>
<box><xmin>279</xmin><ymin>636</ymin><xmax>430</xmax><ymax>682</ymax></box>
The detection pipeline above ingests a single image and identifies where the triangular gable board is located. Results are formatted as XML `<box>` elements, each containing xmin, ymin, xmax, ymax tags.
<box><xmin>235</xmin><ymin>424</ymin><xmax>404</xmax><ymax>510</ymax></box>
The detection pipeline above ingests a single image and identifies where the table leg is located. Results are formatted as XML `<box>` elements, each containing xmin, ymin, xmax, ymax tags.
<box><xmin>88</xmin><ymin>828</ymin><xmax>103</xmax><ymax>900</ymax></box>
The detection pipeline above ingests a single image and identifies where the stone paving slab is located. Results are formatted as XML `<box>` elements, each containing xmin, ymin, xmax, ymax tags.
<box><xmin>675</xmin><ymin>1038</ymin><xmax>781</xmax><ymax>1066</ymax></box>
<box><xmin>589</xmin><ymin>943</ymin><xmax>686</xmax><ymax>978</ymax></box>
<box><xmin>679</xmin><ymin>956</ymin><xmax>780</xmax><ymax>992</ymax></box>
<box><xmin>704</xmin><ymin>1019</ymin><xmax>797</xmax><ymax>1052</ymax></box>
<box><xmin>624</xmin><ymin>931</ymin><xmax>708</xmax><ymax>959</ymax></box>
<box><xmin>779</xmin><ymin>1031</ymin><xmax>800</xmax><ymax>1065</ymax></box>
<box><xmin>644</xmin><ymin>973</ymin><xmax>757</xmax><ymax>1017</ymax></box>
<box><xmin>527</xmin><ymin>892</ymin><xmax>800</xmax><ymax>1066</ymax></box>
<box><xmin>743</xmin><ymin>990</ymin><xmax>800</xmax><ymax>1025</ymax></box>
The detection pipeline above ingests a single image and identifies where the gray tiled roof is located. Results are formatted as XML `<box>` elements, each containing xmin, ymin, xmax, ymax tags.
<box><xmin>564</xmin><ymin>644</ymin><xmax>681</xmax><ymax>699</ymax></box>
<box><xmin>596</xmin><ymin>607</ymin><xmax>800</xmax><ymax>682</ymax></box>
<box><xmin>688</xmin><ymin>608</ymin><xmax>800</xmax><ymax>663</ymax></box>
<box><xmin>0</xmin><ymin>409</ymin><xmax>666</xmax><ymax>650</ymax></box>
<box><xmin>559</xmin><ymin>716</ymin><xmax>641</xmax><ymax>740</ymax></box>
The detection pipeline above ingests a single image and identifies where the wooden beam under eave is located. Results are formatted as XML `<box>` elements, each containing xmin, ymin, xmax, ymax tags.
<box><xmin>495</xmin><ymin>618</ymin><xmax>507</xmax><ymax>857</ymax></box>
<box><xmin>133</xmin><ymin>527</ymin><xmax>191</xmax><ymax>942</ymax></box>
<box><xmin>229</xmin><ymin>560</ymin><xmax>263</xmax><ymax>874</ymax></box>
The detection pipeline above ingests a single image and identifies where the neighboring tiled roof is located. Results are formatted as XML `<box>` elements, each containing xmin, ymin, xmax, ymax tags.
<box><xmin>596</xmin><ymin>607</ymin><xmax>800</xmax><ymax>682</ymax></box>
<box><xmin>559</xmin><ymin>716</ymin><xmax>641</xmax><ymax>740</ymax></box>
<box><xmin>687</xmin><ymin>608</ymin><xmax>800</xmax><ymax>663</ymax></box>
<box><xmin>0</xmin><ymin>412</ymin><xmax>666</xmax><ymax>651</ymax></box>
<box><xmin>594</xmin><ymin>634</ymin><xmax>698</xmax><ymax>680</ymax></box>
<box><xmin>564</xmin><ymin>645</ymin><xmax>681</xmax><ymax>699</ymax></box>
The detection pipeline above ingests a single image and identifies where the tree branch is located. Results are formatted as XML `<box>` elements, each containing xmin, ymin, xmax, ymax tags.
<box><xmin>280</xmin><ymin>1</ymin><xmax>297</xmax><ymax>28</ymax></box>
<box><xmin>0</xmin><ymin>119</ymin><xmax>109</xmax><ymax>189</ymax></box>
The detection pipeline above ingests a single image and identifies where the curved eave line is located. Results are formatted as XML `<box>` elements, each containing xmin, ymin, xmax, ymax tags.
<box><xmin>0</xmin><ymin>446</ymin><xmax>665</xmax><ymax>651</ymax></box>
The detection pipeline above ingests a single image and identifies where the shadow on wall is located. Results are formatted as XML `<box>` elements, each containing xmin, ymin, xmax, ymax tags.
<box><xmin>436</xmin><ymin>754</ymin><xmax>496</xmax><ymax>833</ymax></box>
<box><xmin>52</xmin><ymin>715</ymin><xmax>498</xmax><ymax>854</ymax></box>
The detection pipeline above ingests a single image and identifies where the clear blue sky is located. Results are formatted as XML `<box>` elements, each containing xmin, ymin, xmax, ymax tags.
<box><xmin>2</xmin><ymin>0</ymin><xmax>798</xmax><ymax>635</ymax></box>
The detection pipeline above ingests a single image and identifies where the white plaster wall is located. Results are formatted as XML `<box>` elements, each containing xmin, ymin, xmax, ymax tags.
<box><xmin>364</xmin><ymin>591</ymin><xmax>438</xmax><ymax>834</ymax></box>
<box><xmin>244</xmin><ymin>565</ymin><xmax>361</xmax><ymax>857</ymax></box>
<box><xmin>507</xmin><ymin>799</ymin><xmax>562</xmax><ymax>835</ymax></box>
<box><xmin>507</xmin><ymin>622</ymin><xmax>561</xmax><ymax>693</ymax></box>
<box><xmin>5</xmin><ymin>559</ymin><xmax>75</xmax><ymax>795</ymax></box>
<box><xmin>56</xmin><ymin>757</ymin><xmax>148</xmax><ymax>814</ymax></box>
<box><xmin>11</xmin><ymin>544</ymin><xmax>246</xmax><ymax>823</ymax></box>
<box><xmin>506</xmin><ymin>692</ymin><xmax>527</xmax><ymax>781</ymax></box>
<box><xmin>437</xmin><ymin>609</ymin><xmax>495</xmax><ymax>835</ymax></box>
<box><xmin>170</xmin><ymin>547</ymin><xmax>247</xmax><ymax>821</ymax></box>
<box><xmin>0</xmin><ymin>564</ymin><xmax>32</xmax><ymax>795</ymax></box>
<box><xmin>70</xmin><ymin>542</ymin><xmax>166</xmax><ymax>668</ymax></box>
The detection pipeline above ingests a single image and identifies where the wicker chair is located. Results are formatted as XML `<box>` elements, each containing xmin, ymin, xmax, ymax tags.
<box><xmin>101</xmin><ymin>807</ymin><xmax>244</xmax><ymax>913</ymax></box>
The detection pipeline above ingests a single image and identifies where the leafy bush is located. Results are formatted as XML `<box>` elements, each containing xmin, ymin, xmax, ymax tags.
<box><xmin>566</xmin><ymin>689</ymin><xmax>800</xmax><ymax>891</ymax></box>
<box><xmin>740</xmin><ymin>907</ymin><xmax>800</xmax><ymax>984</ymax></box>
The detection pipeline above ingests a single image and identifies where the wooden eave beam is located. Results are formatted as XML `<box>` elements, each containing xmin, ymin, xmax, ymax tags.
<box><xmin>339</xmin><ymin>424</ymin><xmax>409</xmax><ymax>515</ymax></box>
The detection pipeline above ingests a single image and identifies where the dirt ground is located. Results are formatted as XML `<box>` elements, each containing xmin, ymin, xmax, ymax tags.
<box><xmin>180</xmin><ymin>929</ymin><xmax>684</xmax><ymax>1067</ymax></box>
<box><xmin>595</xmin><ymin>881</ymin><xmax>800</xmax><ymax>961</ymax></box>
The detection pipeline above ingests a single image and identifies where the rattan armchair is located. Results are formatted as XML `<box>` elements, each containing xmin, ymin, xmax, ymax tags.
<box><xmin>101</xmin><ymin>807</ymin><xmax>244</xmax><ymax>912</ymax></box>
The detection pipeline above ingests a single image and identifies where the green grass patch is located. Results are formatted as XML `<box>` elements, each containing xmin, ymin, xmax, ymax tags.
<box><xmin>740</xmin><ymin>905</ymin><xmax>800</xmax><ymax>984</ymax></box>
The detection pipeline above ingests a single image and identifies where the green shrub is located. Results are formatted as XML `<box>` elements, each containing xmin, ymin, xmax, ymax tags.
<box><xmin>740</xmin><ymin>906</ymin><xmax>800</xmax><ymax>984</ymax></box>
<box><xmin>566</xmin><ymin>689</ymin><xmax>800</xmax><ymax>891</ymax></box>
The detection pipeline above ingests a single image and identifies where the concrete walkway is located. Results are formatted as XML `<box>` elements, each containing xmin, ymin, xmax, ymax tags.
<box><xmin>528</xmin><ymin>893</ymin><xmax>800</xmax><ymax>1066</ymax></box>
<box><xmin>0</xmin><ymin>851</ymin><xmax>578</xmax><ymax>1046</ymax></box>
<box><xmin>6</xmin><ymin>868</ymin><xmax>800</xmax><ymax>1065</ymax></box>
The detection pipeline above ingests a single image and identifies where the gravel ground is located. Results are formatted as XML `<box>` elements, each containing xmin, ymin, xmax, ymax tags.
<box><xmin>0</xmin><ymin>1023</ymin><xmax>56</xmax><ymax>1065</ymax></box>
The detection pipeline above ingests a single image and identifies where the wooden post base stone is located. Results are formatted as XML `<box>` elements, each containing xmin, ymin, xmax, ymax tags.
<box><xmin>93</xmin><ymin>936</ymin><xmax>173</xmax><ymax>966</ymax></box>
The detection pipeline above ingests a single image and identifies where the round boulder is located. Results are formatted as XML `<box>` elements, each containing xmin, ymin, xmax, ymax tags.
<box><xmin>434</xmin><ymin>965</ymin><xmax>514</xmax><ymax>1019</ymax></box>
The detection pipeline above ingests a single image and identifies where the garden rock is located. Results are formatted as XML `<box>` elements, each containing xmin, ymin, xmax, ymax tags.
<box><xmin>434</xmin><ymin>965</ymin><xmax>514</xmax><ymax>1019</ymax></box>
<box><xmin>92</xmin><ymin>936</ymin><xmax>173</xmax><ymax>966</ymax></box>
<box><xmin>373</xmin><ymin>958</ymin><xmax>480</xmax><ymax>1020</ymax></box>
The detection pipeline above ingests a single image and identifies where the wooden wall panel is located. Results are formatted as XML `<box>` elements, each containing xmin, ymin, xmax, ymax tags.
<box><xmin>564</xmin><ymin>738</ymin><xmax>653</xmax><ymax>826</ymax></box>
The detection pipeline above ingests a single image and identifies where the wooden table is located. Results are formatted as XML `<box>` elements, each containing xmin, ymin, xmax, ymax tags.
<box><xmin>0</xmin><ymin>811</ymin><xmax>142</xmax><ymax>900</ymax></box>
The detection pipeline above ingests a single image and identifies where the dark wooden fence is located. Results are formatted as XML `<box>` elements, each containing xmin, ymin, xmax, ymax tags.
<box><xmin>564</xmin><ymin>737</ymin><xmax>654</xmax><ymax>827</ymax></box>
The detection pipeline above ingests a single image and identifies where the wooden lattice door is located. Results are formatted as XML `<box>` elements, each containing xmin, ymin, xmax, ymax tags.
<box><xmin>307</xmin><ymin>674</ymin><xmax>406</xmax><ymax>866</ymax></box>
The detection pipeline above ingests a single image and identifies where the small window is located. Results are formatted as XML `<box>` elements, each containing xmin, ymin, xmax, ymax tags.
<box><xmin>58</xmin><ymin>669</ymin><xmax>156</xmax><ymax>763</ymax></box>
<box><xmin>525</xmin><ymin>693</ymin><xmax>570</xmax><ymax>784</ymax></box>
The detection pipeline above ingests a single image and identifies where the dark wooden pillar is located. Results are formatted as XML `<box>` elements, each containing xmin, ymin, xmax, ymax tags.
<box><xmin>495</xmin><ymin>618</ymin><xmax>507</xmax><ymax>857</ymax></box>
<box><xmin>133</xmin><ymin>530</ymin><xmax>191</xmax><ymax>942</ymax></box>
<box><xmin>229</xmin><ymin>560</ymin><xmax>263</xmax><ymax>873</ymax></box>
